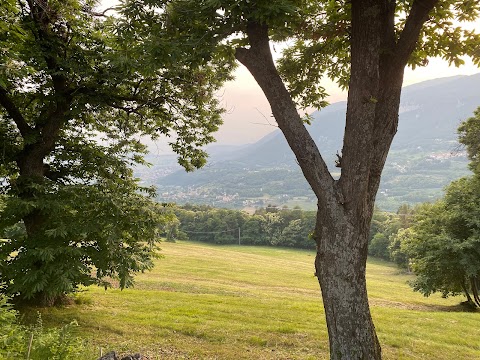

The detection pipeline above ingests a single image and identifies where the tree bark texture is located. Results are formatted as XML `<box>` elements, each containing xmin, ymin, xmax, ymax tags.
<box><xmin>235</xmin><ymin>0</ymin><xmax>439</xmax><ymax>358</ymax></box>
<box><xmin>314</xmin><ymin>209</ymin><xmax>380</xmax><ymax>359</ymax></box>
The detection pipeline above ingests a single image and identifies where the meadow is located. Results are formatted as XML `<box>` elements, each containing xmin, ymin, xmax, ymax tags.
<box><xmin>30</xmin><ymin>241</ymin><xmax>480</xmax><ymax>359</ymax></box>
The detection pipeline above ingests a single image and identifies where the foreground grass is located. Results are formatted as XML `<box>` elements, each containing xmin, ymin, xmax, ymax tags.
<box><xmin>28</xmin><ymin>241</ymin><xmax>480</xmax><ymax>359</ymax></box>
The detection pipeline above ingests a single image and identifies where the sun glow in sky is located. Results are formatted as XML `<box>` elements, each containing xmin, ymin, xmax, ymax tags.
<box><xmin>100</xmin><ymin>1</ymin><xmax>479</xmax><ymax>150</ymax></box>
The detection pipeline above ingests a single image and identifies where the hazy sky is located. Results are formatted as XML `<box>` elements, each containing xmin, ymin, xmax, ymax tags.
<box><xmin>219</xmin><ymin>28</ymin><xmax>480</xmax><ymax>145</ymax></box>
<box><xmin>99</xmin><ymin>1</ymin><xmax>479</xmax><ymax>152</ymax></box>
<box><xmin>218</xmin><ymin>58</ymin><xmax>480</xmax><ymax>147</ymax></box>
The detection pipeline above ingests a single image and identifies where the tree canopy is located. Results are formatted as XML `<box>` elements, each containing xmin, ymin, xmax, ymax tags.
<box><xmin>458</xmin><ymin>107</ymin><xmax>480</xmax><ymax>175</ymax></box>
<box><xmin>157</xmin><ymin>0</ymin><xmax>480</xmax><ymax>110</ymax></box>
<box><xmin>0</xmin><ymin>0</ymin><xmax>228</xmax><ymax>304</ymax></box>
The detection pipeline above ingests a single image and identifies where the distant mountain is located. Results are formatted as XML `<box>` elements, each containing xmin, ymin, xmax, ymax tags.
<box><xmin>143</xmin><ymin>74</ymin><xmax>480</xmax><ymax>212</ymax></box>
<box><xmin>231</xmin><ymin>73</ymin><xmax>480</xmax><ymax>168</ymax></box>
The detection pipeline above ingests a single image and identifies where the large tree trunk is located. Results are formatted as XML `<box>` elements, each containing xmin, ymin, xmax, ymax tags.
<box><xmin>314</xmin><ymin>203</ymin><xmax>381</xmax><ymax>359</ymax></box>
<box><xmin>235</xmin><ymin>19</ymin><xmax>383</xmax><ymax>358</ymax></box>
<box><xmin>12</xmin><ymin>89</ymin><xmax>69</xmax><ymax>305</ymax></box>
<box><xmin>236</xmin><ymin>41</ymin><xmax>382</xmax><ymax>360</ymax></box>
<box><xmin>316</xmin><ymin>1</ymin><xmax>383</xmax><ymax>355</ymax></box>
<box><xmin>235</xmin><ymin>0</ymin><xmax>438</xmax><ymax>356</ymax></box>
<box><xmin>17</xmin><ymin>148</ymin><xmax>48</xmax><ymax>237</ymax></box>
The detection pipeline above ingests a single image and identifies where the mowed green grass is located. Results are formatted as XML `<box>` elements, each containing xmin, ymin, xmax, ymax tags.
<box><xmin>31</xmin><ymin>241</ymin><xmax>480</xmax><ymax>359</ymax></box>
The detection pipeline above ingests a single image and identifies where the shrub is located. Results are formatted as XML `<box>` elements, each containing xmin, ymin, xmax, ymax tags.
<box><xmin>368</xmin><ymin>233</ymin><xmax>392</xmax><ymax>260</ymax></box>
<box><xmin>0</xmin><ymin>293</ymin><xmax>94</xmax><ymax>359</ymax></box>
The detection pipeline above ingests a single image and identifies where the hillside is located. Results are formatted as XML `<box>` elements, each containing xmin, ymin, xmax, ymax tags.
<box><xmin>139</xmin><ymin>74</ymin><xmax>480</xmax><ymax>211</ymax></box>
<box><xmin>35</xmin><ymin>241</ymin><xmax>480</xmax><ymax>359</ymax></box>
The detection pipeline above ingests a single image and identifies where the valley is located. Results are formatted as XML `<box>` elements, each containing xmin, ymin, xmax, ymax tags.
<box><xmin>136</xmin><ymin>74</ymin><xmax>479</xmax><ymax>211</ymax></box>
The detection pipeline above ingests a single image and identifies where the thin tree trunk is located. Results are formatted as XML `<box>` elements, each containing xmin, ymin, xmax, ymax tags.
<box><xmin>461</xmin><ymin>282</ymin><xmax>474</xmax><ymax>306</ymax></box>
<box><xmin>470</xmin><ymin>277</ymin><xmax>480</xmax><ymax>307</ymax></box>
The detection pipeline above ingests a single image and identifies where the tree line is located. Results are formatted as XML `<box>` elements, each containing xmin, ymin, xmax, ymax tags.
<box><xmin>168</xmin><ymin>202</ymin><xmax>420</xmax><ymax>258</ymax></box>
<box><xmin>168</xmin><ymin>202</ymin><xmax>418</xmax><ymax>255</ymax></box>
<box><xmin>172</xmin><ymin>204</ymin><xmax>317</xmax><ymax>249</ymax></box>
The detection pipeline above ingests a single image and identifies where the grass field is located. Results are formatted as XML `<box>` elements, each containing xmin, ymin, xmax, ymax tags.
<box><xmin>28</xmin><ymin>241</ymin><xmax>480</xmax><ymax>359</ymax></box>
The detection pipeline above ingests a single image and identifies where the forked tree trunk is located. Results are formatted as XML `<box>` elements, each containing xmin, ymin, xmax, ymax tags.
<box><xmin>235</xmin><ymin>0</ymin><xmax>438</xmax><ymax>357</ymax></box>
<box><xmin>236</xmin><ymin>26</ymin><xmax>383</xmax><ymax>356</ymax></box>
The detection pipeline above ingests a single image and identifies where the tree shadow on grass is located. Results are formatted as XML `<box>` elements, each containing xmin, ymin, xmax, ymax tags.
<box><xmin>371</xmin><ymin>298</ymin><xmax>478</xmax><ymax>313</ymax></box>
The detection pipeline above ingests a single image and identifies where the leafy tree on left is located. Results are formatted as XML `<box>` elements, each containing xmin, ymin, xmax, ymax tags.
<box><xmin>0</xmin><ymin>0</ymin><xmax>229</xmax><ymax>305</ymax></box>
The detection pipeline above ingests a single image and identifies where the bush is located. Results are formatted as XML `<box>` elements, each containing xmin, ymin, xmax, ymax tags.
<box><xmin>368</xmin><ymin>233</ymin><xmax>392</xmax><ymax>260</ymax></box>
<box><xmin>0</xmin><ymin>293</ymin><xmax>94</xmax><ymax>359</ymax></box>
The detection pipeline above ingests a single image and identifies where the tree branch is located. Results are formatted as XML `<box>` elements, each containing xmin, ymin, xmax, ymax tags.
<box><xmin>0</xmin><ymin>86</ymin><xmax>33</xmax><ymax>137</ymax></box>
<box><xmin>88</xmin><ymin>7</ymin><xmax>115</xmax><ymax>17</ymax></box>
<box><xmin>338</xmin><ymin>0</ymin><xmax>383</xmax><ymax>211</ymax></box>
<box><xmin>235</xmin><ymin>22</ymin><xmax>335</xmax><ymax>203</ymax></box>
<box><xmin>396</xmin><ymin>0</ymin><xmax>439</xmax><ymax>64</ymax></box>
<box><xmin>366</xmin><ymin>0</ymin><xmax>440</xmax><ymax>204</ymax></box>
